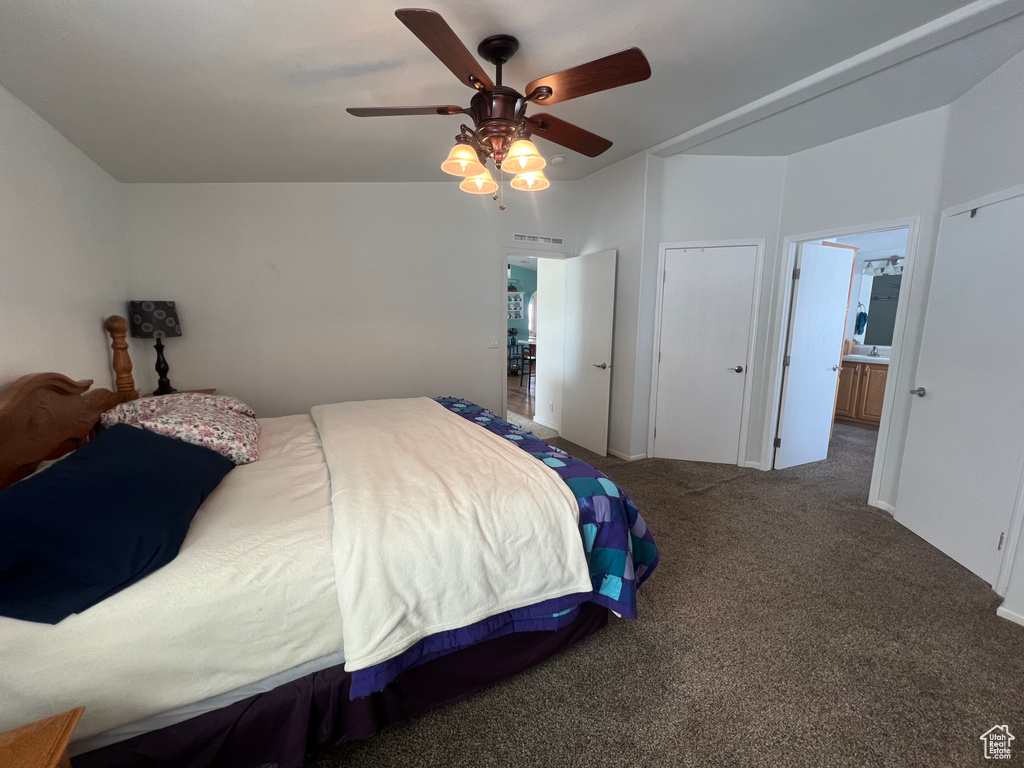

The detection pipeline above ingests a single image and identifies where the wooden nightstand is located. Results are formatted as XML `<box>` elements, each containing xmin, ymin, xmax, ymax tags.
<box><xmin>142</xmin><ymin>388</ymin><xmax>217</xmax><ymax>398</ymax></box>
<box><xmin>0</xmin><ymin>707</ymin><xmax>84</xmax><ymax>768</ymax></box>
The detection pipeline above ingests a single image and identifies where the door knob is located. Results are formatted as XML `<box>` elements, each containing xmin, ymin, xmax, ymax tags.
<box><xmin>592</xmin><ymin>363</ymin><xmax>609</xmax><ymax>370</ymax></box>
<box><xmin>832</xmin><ymin>365</ymin><xmax>839</xmax><ymax>371</ymax></box>
<box><xmin>909</xmin><ymin>387</ymin><xmax>926</xmax><ymax>397</ymax></box>
<box><xmin>727</xmin><ymin>366</ymin><xmax>744</xmax><ymax>373</ymax></box>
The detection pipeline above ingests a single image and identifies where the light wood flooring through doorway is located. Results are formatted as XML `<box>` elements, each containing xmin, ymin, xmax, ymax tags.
<box><xmin>507</xmin><ymin>374</ymin><xmax>535</xmax><ymax>420</ymax></box>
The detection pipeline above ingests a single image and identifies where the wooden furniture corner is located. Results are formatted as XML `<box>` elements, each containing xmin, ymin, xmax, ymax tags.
<box><xmin>0</xmin><ymin>315</ymin><xmax>141</xmax><ymax>489</ymax></box>
<box><xmin>0</xmin><ymin>373</ymin><xmax>128</xmax><ymax>489</ymax></box>
<box><xmin>103</xmin><ymin>315</ymin><xmax>139</xmax><ymax>400</ymax></box>
<box><xmin>0</xmin><ymin>706</ymin><xmax>84</xmax><ymax>768</ymax></box>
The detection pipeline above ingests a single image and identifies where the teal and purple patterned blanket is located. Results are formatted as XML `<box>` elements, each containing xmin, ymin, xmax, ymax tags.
<box><xmin>436</xmin><ymin>397</ymin><xmax>658</xmax><ymax>616</ymax></box>
<box><xmin>349</xmin><ymin>397</ymin><xmax>658</xmax><ymax>697</ymax></box>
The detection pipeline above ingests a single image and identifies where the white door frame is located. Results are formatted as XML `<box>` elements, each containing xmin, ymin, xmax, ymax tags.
<box><xmin>499</xmin><ymin>245</ymin><xmax>571</xmax><ymax>419</ymax></box>
<box><xmin>647</xmin><ymin>238</ymin><xmax>765</xmax><ymax>466</ymax></box>
<box><xmin>761</xmin><ymin>216</ymin><xmax>922</xmax><ymax>511</ymax></box>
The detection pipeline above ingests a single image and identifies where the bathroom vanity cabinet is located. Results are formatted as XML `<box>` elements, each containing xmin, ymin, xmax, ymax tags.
<box><xmin>835</xmin><ymin>360</ymin><xmax>888</xmax><ymax>427</ymax></box>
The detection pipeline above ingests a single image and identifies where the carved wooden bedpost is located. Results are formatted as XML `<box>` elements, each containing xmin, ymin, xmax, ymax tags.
<box><xmin>103</xmin><ymin>315</ymin><xmax>139</xmax><ymax>400</ymax></box>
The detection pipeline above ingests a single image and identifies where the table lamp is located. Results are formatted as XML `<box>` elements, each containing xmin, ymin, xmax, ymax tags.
<box><xmin>128</xmin><ymin>300</ymin><xmax>182</xmax><ymax>396</ymax></box>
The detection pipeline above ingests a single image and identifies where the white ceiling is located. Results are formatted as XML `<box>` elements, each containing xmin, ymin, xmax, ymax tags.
<box><xmin>0</xmin><ymin>0</ymin><xmax>1014</xmax><ymax>182</ymax></box>
<box><xmin>683</xmin><ymin>15</ymin><xmax>1024</xmax><ymax>156</ymax></box>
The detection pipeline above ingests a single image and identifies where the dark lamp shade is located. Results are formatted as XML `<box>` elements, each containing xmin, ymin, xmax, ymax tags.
<box><xmin>128</xmin><ymin>301</ymin><xmax>182</xmax><ymax>339</ymax></box>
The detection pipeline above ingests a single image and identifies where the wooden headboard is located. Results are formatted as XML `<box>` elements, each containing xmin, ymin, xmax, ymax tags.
<box><xmin>0</xmin><ymin>316</ymin><xmax>139</xmax><ymax>489</ymax></box>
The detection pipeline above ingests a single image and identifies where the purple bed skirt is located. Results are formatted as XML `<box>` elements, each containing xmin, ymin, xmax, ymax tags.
<box><xmin>72</xmin><ymin>603</ymin><xmax>608</xmax><ymax>768</ymax></box>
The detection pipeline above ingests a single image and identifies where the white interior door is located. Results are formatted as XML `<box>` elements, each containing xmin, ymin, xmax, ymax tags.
<box><xmin>561</xmin><ymin>250</ymin><xmax>616</xmax><ymax>455</ymax></box>
<box><xmin>775</xmin><ymin>243</ymin><xmax>854</xmax><ymax>469</ymax></box>
<box><xmin>654</xmin><ymin>245</ymin><xmax>757</xmax><ymax>463</ymax></box>
<box><xmin>895</xmin><ymin>194</ymin><xmax>1024</xmax><ymax>585</ymax></box>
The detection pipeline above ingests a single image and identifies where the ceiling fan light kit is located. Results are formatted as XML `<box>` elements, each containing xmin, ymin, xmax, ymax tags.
<box><xmin>441</xmin><ymin>137</ymin><xmax>486</xmax><ymax>177</ymax></box>
<box><xmin>505</xmin><ymin>139</ymin><xmax>545</xmax><ymax>174</ymax></box>
<box><xmin>510</xmin><ymin>170</ymin><xmax>550</xmax><ymax>192</ymax></box>
<box><xmin>348</xmin><ymin>8</ymin><xmax>651</xmax><ymax>209</ymax></box>
<box><xmin>459</xmin><ymin>168</ymin><xmax>498</xmax><ymax>195</ymax></box>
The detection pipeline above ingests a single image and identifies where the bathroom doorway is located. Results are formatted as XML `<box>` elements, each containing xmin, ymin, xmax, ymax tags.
<box><xmin>771</xmin><ymin>225</ymin><xmax>911</xmax><ymax>497</ymax></box>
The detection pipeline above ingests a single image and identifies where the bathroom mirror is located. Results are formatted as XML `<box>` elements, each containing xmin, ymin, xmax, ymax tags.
<box><xmin>857</xmin><ymin>274</ymin><xmax>902</xmax><ymax>346</ymax></box>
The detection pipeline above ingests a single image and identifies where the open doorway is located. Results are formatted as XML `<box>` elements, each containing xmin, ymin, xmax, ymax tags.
<box><xmin>772</xmin><ymin>226</ymin><xmax>910</xmax><ymax>498</ymax></box>
<box><xmin>504</xmin><ymin>251</ymin><xmax>561</xmax><ymax>440</ymax></box>
<box><xmin>501</xmin><ymin>247</ymin><xmax>616</xmax><ymax>454</ymax></box>
<box><xmin>506</xmin><ymin>257</ymin><xmax>537</xmax><ymax>421</ymax></box>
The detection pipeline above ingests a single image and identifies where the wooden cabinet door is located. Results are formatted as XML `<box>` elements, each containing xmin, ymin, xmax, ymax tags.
<box><xmin>834</xmin><ymin>364</ymin><xmax>859</xmax><ymax>419</ymax></box>
<box><xmin>856</xmin><ymin>364</ymin><xmax>887</xmax><ymax>424</ymax></box>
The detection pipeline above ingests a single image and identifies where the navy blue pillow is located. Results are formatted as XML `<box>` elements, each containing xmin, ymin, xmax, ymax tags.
<box><xmin>0</xmin><ymin>423</ymin><xmax>234</xmax><ymax>624</ymax></box>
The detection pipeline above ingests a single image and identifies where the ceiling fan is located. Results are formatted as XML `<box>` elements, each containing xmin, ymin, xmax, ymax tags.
<box><xmin>347</xmin><ymin>8</ymin><xmax>651</xmax><ymax>198</ymax></box>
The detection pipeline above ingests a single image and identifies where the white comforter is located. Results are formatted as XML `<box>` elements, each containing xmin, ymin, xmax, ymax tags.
<box><xmin>0</xmin><ymin>415</ymin><xmax>343</xmax><ymax>741</ymax></box>
<box><xmin>311</xmin><ymin>397</ymin><xmax>592</xmax><ymax>672</ymax></box>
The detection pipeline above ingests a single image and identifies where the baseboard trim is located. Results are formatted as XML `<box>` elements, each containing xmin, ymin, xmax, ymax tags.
<box><xmin>532</xmin><ymin>416</ymin><xmax>559</xmax><ymax>431</ymax></box>
<box><xmin>743</xmin><ymin>460</ymin><xmax>765</xmax><ymax>470</ymax></box>
<box><xmin>608</xmin><ymin>449</ymin><xmax>647</xmax><ymax>462</ymax></box>
<box><xmin>997</xmin><ymin>605</ymin><xmax>1024</xmax><ymax>627</ymax></box>
<box><xmin>872</xmin><ymin>500</ymin><xmax>896</xmax><ymax>516</ymax></box>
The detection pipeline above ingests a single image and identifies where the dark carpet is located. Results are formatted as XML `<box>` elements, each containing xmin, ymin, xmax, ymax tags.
<box><xmin>311</xmin><ymin>423</ymin><xmax>1024</xmax><ymax>767</ymax></box>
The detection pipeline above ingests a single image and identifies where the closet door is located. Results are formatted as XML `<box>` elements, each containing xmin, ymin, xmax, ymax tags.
<box><xmin>653</xmin><ymin>245</ymin><xmax>757</xmax><ymax>464</ymax></box>
<box><xmin>895</xmin><ymin>193</ymin><xmax>1024</xmax><ymax>584</ymax></box>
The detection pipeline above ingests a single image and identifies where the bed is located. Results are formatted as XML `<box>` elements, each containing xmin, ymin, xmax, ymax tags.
<box><xmin>0</xmin><ymin>316</ymin><xmax>658</xmax><ymax>768</ymax></box>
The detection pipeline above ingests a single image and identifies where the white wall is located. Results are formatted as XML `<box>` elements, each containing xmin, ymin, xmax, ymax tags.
<box><xmin>630</xmin><ymin>154</ymin><xmax>665</xmax><ymax>458</ymax></box>
<box><xmin>0</xmin><ymin>85</ymin><xmax>127</xmax><ymax>389</ymax></box>
<box><xmin>940</xmin><ymin>49</ymin><xmax>1024</xmax><ymax>210</ymax></box>
<box><xmin>656</xmin><ymin>154</ymin><xmax>788</xmax><ymax>465</ymax></box>
<box><xmin>124</xmin><ymin>183</ymin><xmax>575</xmax><ymax>417</ymax></box>
<box><xmin>534</xmin><ymin>258</ymin><xmax>565</xmax><ymax>430</ymax></box>
<box><xmin>769</xmin><ymin>107</ymin><xmax>950</xmax><ymax>503</ymax></box>
<box><xmin>573</xmin><ymin>153</ymin><xmax>649</xmax><ymax>459</ymax></box>
<box><xmin>638</xmin><ymin>109</ymin><xmax>950</xmax><ymax>508</ymax></box>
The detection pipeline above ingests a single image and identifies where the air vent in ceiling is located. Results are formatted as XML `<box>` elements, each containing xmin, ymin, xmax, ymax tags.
<box><xmin>512</xmin><ymin>232</ymin><xmax>565</xmax><ymax>246</ymax></box>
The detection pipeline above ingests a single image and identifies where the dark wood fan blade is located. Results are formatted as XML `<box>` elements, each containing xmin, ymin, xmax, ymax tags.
<box><xmin>527</xmin><ymin>114</ymin><xmax>612</xmax><ymax>157</ymax></box>
<box><xmin>347</xmin><ymin>105</ymin><xmax>465</xmax><ymax>117</ymax></box>
<box><xmin>525</xmin><ymin>48</ymin><xmax>651</xmax><ymax>105</ymax></box>
<box><xmin>395</xmin><ymin>9</ymin><xmax>494</xmax><ymax>90</ymax></box>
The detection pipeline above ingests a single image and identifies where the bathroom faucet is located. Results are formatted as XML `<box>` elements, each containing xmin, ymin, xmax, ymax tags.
<box><xmin>869</xmin><ymin>346</ymin><xmax>879</xmax><ymax>357</ymax></box>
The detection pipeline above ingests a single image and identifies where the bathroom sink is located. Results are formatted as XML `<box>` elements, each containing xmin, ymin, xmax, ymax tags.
<box><xmin>842</xmin><ymin>354</ymin><xmax>889</xmax><ymax>365</ymax></box>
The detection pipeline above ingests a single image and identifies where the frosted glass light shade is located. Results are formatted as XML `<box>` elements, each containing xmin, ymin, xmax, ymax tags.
<box><xmin>506</xmin><ymin>139</ymin><xmax>546</xmax><ymax>173</ymax></box>
<box><xmin>441</xmin><ymin>143</ymin><xmax>485</xmax><ymax>177</ymax></box>
<box><xmin>510</xmin><ymin>170</ymin><xmax>550</xmax><ymax>191</ymax></box>
<box><xmin>460</xmin><ymin>168</ymin><xmax>498</xmax><ymax>194</ymax></box>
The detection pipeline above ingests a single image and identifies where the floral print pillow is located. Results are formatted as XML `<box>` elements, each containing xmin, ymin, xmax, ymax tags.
<box><xmin>102</xmin><ymin>394</ymin><xmax>260</xmax><ymax>464</ymax></box>
<box><xmin>104</xmin><ymin>393</ymin><xmax>257</xmax><ymax>421</ymax></box>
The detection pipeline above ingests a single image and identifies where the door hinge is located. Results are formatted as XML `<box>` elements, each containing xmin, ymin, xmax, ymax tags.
<box><xmin>792</xmin><ymin>267</ymin><xmax>801</xmax><ymax>280</ymax></box>
<box><xmin>783</xmin><ymin>355</ymin><xmax>791</xmax><ymax>367</ymax></box>
<box><xmin>658</xmin><ymin>351</ymin><xmax>661</xmax><ymax>363</ymax></box>
<box><xmin>998</xmin><ymin>532</ymin><xmax>1005</xmax><ymax>550</ymax></box>
<box><xmin>774</xmin><ymin>437</ymin><xmax>781</xmax><ymax>448</ymax></box>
